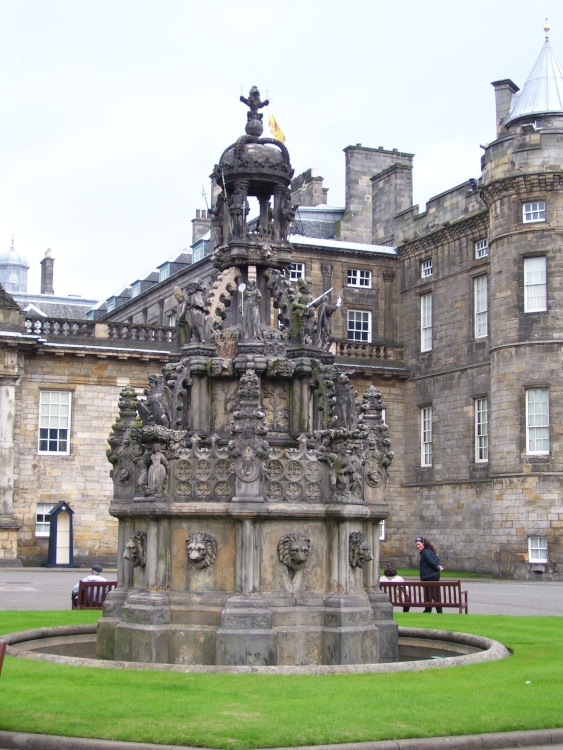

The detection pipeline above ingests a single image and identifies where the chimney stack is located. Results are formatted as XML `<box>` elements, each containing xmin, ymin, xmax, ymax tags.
<box><xmin>192</xmin><ymin>209</ymin><xmax>212</xmax><ymax>243</ymax></box>
<box><xmin>40</xmin><ymin>248</ymin><xmax>54</xmax><ymax>295</ymax></box>
<box><xmin>491</xmin><ymin>79</ymin><xmax>519</xmax><ymax>136</ymax></box>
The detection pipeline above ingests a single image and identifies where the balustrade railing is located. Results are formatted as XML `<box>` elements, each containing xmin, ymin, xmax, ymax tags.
<box><xmin>335</xmin><ymin>340</ymin><xmax>403</xmax><ymax>360</ymax></box>
<box><xmin>25</xmin><ymin>319</ymin><xmax>399</xmax><ymax>360</ymax></box>
<box><xmin>106</xmin><ymin>324</ymin><xmax>176</xmax><ymax>344</ymax></box>
<box><xmin>24</xmin><ymin>317</ymin><xmax>176</xmax><ymax>346</ymax></box>
<box><xmin>25</xmin><ymin>318</ymin><xmax>96</xmax><ymax>338</ymax></box>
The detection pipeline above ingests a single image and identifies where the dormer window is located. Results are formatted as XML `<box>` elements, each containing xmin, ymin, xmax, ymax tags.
<box><xmin>421</xmin><ymin>259</ymin><xmax>432</xmax><ymax>278</ymax></box>
<box><xmin>106</xmin><ymin>298</ymin><xmax>115</xmax><ymax>312</ymax></box>
<box><xmin>523</xmin><ymin>201</ymin><xmax>546</xmax><ymax>223</ymax></box>
<box><xmin>159</xmin><ymin>265</ymin><xmax>170</xmax><ymax>282</ymax></box>
<box><xmin>131</xmin><ymin>282</ymin><xmax>141</xmax><ymax>298</ymax></box>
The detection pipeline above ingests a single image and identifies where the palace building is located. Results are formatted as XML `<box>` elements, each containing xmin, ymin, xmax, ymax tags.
<box><xmin>1</xmin><ymin>34</ymin><xmax>562</xmax><ymax>578</ymax></box>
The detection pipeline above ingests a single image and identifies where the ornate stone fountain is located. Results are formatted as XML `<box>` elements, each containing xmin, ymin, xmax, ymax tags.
<box><xmin>99</xmin><ymin>89</ymin><xmax>397</xmax><ymax>666</ymax></box>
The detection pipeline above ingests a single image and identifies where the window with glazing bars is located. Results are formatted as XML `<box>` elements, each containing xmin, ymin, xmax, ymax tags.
<box><xmin>475</xmin><ymin>239</ymin><xmax>488</xmax><ymax>258</ymax></box>
<box><xmin>524</xmin><ymin>257</ymin><xmax>547</xmax><ymax>312</ymax></box>
<box><xmin>526</xmin><ymin>388</ymin><xmax>549</xmax><ymax>454</ymax></box>
<box><xmin>289</xmin><ymin>263</ymin><xmax>305</xmax><ymax>281</ymax></box>
<box><xmin>475</xmin><ymin>397</ymin><xmax>488</xmax><ymax>462</ymax></box>
<box><xmin>474</xmin><ymin>276</ymin><xmax>488</xmax><ymax>338</ymax></box>
<box><xmin>523</xmin><ymin>201</ymin><xmax>546</xmax><ymax>223</ymax></box>
<box><xmin>38</xmin><ymin>391</ymin><xmax>71</xmax><ymax>454</ymax></box>
<box><xmin>421</xmin><ymin>406</ymin><xmax>432</xmax><ymax>466</ymax></box>
<box><xmin>528</xmin><ymin>537</ymin><xmax>548</xmax><ymax>563</ymax></box>
<box><xmin>347</xmin><ymin>310</ymin><xmax>371</xmax><ymax>342</ymax></box>
<box><xmin>347</xmin><ymin>269</ymin><xmax>372</xmax><ymax>287</ymax></box>
<box><xmin>420</xmin><ymin>293</ymin><xmax>432</xmax><ymax>351</ymax></box>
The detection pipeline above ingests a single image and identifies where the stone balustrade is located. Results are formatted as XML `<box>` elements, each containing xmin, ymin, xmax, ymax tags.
<box><xmin>335</xmin><ymin>340</ymin><xmax>402</xmax><ymax>361</ymax></box>
<box><xmin>25</xmin><ymin>318</ymin><xmax>96</xmax><ymax>338</ymax></box>
<box><xmin>24</xmin><ymin>317</ymin><xmax>177</xmax><ymax>346</ymax></box>
<box><xmin>106</xmin><ymin>323</ymin><xmax>176</xmax><ymax>344</ymax></box>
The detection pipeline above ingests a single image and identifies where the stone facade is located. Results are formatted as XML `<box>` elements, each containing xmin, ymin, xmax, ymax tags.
<box><xmin>0</xmin><ymin>302</ymin><xmax>169</xmax><ymax>566</ymax></box>
<box><xmin>2</xmin><ymin>37</ymin><xmax>562</xmax><ymax>581</ymax></box>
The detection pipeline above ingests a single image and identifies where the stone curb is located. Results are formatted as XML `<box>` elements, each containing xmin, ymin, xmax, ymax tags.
<box><xmin>3</xmin><ymin>625</ymin><xmax>511</xmax><ymax>674</ymax></box>
<box><xmin>1</xmin><ymin>729</ymin><xmax>563</xmax><ymax>750</ymax></box>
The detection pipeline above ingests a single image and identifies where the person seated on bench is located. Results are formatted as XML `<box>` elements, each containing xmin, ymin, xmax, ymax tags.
<box><xmin>71</xmin><ymin>565</ymin><xmax>107</xmax><ymax>608</ymax></box>
<box><xmin>380</xmin><ymin>565</ymin><xmax>411</xmax><ymax>612</ymax></box>
<box><xmin>415</xmin><ymin>536</ymin><xmax>444</xmax><ymax>613</ymax></box>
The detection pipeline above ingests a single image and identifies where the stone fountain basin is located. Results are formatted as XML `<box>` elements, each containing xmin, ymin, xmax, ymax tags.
<box><xmin>4</xmin><ymin>625</ymin><xmax>510</xmax><ymax>673</ymax></box>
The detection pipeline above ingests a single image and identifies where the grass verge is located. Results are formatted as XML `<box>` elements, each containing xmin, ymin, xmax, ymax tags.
<box><xmin>0</xmin><ymin>611</ymin><xmax>561</xmax><ymax>748</ymax></box>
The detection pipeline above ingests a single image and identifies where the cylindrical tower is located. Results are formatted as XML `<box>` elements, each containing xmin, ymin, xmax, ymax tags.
<box><xmin>480</xmin><ymin>34</ymin><xmax>563</xmax><ymax>575</ymax></box>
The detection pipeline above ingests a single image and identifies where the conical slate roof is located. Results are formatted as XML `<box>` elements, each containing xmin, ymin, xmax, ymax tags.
<box><xmin>505</xmin><ymin>38</ymin><xmax>563</xmax><ymax>124</ymax></box>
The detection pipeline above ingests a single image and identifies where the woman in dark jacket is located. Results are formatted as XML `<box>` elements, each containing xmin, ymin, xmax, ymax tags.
<box><xmin>415</xmin><ymin>536</ymin><xmax>444</xmax><ymax>613</ymax></box>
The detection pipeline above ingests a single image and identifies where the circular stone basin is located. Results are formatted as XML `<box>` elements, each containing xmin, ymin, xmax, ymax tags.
<box><xmin>3</xmin><ymin>625</ymin><xmax>510</xmax><ymax>674</ymax></box>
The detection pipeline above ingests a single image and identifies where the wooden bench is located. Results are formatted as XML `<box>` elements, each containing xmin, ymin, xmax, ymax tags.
<box><xmin>380</xmin><ymin>580</ymin><xmax>469</xmax><ymax>614</ymax></box>
<box><xmin>72</xmin><ymin>581</ymin><xmax>117</xmax><ymax>610</ymax></box>
<box><xmin>0</xmin><ymin>640</ymin><xmax>6</xmax><ymax>676</ymax></box>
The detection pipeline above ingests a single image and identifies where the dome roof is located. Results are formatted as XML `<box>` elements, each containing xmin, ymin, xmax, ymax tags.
<box><xmin>505</xmin><ymin>38</ymin><xmax>563</xmax><ymax>125</ymax></box>
<box><xmin>0</xmin><ymin>243</ymin><xmax>29</xmax><ymax>269</ymax></box>
<box><xmin>215</xmin><ymin>136</ymin><xmax>293</xmax><ymax>193</ymax></box>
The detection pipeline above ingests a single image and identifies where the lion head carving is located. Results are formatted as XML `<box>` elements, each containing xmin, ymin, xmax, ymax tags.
<box><xmin>186</xmin><ymin>532</ymin><xmax>217</xmax><ymax>569</ymax></box>
<box><xmin>123</xmin><ymin>531</ymin><xmax>147</xmax><ymax>568</ymax></box>
<box><xmin>349</xmin><ymin>532</ymin><xmax>373</xmax><ymax>569</ymax></box>
<box><xmin>278</xmin><ymin>532</ymin><xmax>311</xmax><ymax>573</ymax></box>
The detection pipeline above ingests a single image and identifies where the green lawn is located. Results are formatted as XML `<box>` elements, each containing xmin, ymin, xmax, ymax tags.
<box><xmin>0</xmin><ymin>611</ymin><xmax>561</xmax><ymax>749</ymax></box>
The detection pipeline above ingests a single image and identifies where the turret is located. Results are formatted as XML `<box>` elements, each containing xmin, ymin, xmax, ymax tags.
<box><xmin>0</xmin><ymin>239</ymin><xmax>29</xmax><ymax>293</ymax></box>
<box><xmin>481</xmin><ymin>29</ymin><xmax>563</xmax><ymax>481</ymax></box>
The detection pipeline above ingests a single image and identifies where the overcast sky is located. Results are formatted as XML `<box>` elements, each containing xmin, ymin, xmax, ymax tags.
<box><xmin>1</xmin><ymin>0</ymin><xmax>561</xmax><ymax>301</ymax></box>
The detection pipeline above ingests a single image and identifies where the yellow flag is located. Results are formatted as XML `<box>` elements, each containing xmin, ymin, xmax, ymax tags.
<box><xmin>269</xmin><ymin>112</ymin><xmax>286</xmax><ymax>143</ymax></box>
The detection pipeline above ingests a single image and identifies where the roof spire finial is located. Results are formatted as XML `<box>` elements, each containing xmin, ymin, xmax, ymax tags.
<box><xmin>544</xmin><ymin>16</ymin><xmax>550</xmax><ymax>40</ymax></box>
<box><xmin>11</xmin><ymin>234</ymin><xmax>15</xmax><ymax>248</ymax></box>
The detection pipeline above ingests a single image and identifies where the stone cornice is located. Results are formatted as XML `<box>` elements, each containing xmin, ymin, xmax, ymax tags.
<box><xmin>36</xmin><ymin>341</ymin><xmax>170</xmax><ymax>362</ymax></box>
<box><xmin>398</xmin><ymin>211</ymin><xmax>489</xmax><ymax>256</ymax></box>
<box><xmin>480</xmin><ymin>173</ymin><xmax>563</xmax><ymax>206</ymax></box>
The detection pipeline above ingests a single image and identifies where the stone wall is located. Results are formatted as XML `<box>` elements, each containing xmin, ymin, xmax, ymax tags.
<box><xmin>13</xmin><ymin>349</ymin><xmax>166</xmax><ymax>565</ymax></box>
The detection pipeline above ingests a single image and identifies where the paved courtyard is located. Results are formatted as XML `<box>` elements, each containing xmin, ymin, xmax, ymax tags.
<box><xmin>0</xmin><ymin>567</ymin><xmax>562</xmax><ymax>614</ymax></box>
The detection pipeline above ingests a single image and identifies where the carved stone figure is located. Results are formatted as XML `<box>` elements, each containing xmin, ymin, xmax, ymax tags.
<box><xmin>327</xmin><ymin>443</ymin><xmax>357</xmax><ymax>495</ymax></box>
<box><xmin>278</xmin><ymin>531</ymin><xmax>311</xmax><ymax>573</ymax></box>
<box><xmin>291</xmin><ymin>278</ymin><xmax>315</xmax><ymax>344</ymax></box>
<box><xmin>124</xmin><ymin>531</ymin><xmax>147</xmax><ymax>568</ymax></box>
<box><xmin>147</xmin><ymin>443</ymin><xmax>169</xmax><ymax>496</ymax></box>
<box><xmin>229</xmin><ymin>181</ymin><xmax>249</xmax><ymax>238</ymax></box>
<box><xmin>349</xmin><ymin>532</ymin><xmax>373</xmax><ymax>569</ymax></box>
<box><xmin>242</xmin><ymin>280</ymin><xmax>263</xmax><ymax>341</ymax></box>
<box><xmin>186</xmin><ymin>531</ymin><xmax>218</xmax><ymax>569</ymax></box>
<box><xmin>313</xmin><ymin>296</ymin><xmax>340</xmax><ymax>349</ymax></box>
<box><xmin>240</xmin><ymin>86</ymin><xmax>269</xmax><ymax>136</ymax></box>
<box><xmin>173</xmin><ymin>286</ymin><xmax>189</xmax><ymax>349</ymax></box>
<box><xmin>138</xmin><ymin>375</ymin><xmax>171</xmax><ymax>428</ymax></box>
<box><xmin>209</xmin><ymin>192</ymin><xmax>226</xmax><ymax>247</ymax></box>
<box><xmin>276</xmin><ymin>188</ymin><xmax>295</xmax><ymax>241</ymax></box>
<box><xmin>183</xmin><ymin>278</ymin><xmax>210</xmax><ymax>343</ymax></box>
<box><xmin>334</xmin><ymin>373</ymin><xmax>359</xmax><ymax>430</ymax></box>
<box><xmin>266</xmin><ymin>269</ymin><xmax>292</xmax><ymax>331</ymax></box>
